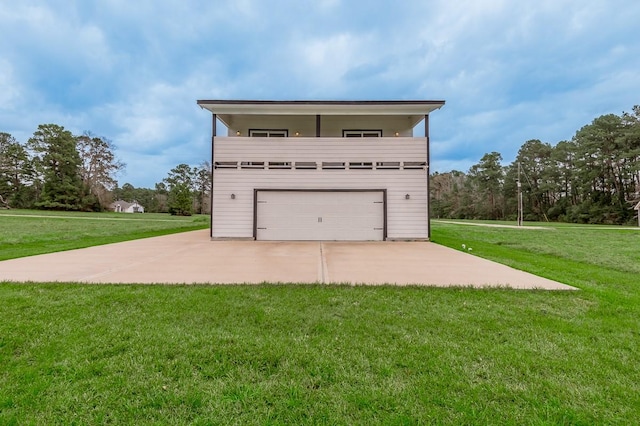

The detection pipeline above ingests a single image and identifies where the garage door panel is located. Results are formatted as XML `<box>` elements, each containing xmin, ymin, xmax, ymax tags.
<box><xmin>256</xmin><ymin>191</ymin><xmax>384</xmax><ymax>241</ymax></box>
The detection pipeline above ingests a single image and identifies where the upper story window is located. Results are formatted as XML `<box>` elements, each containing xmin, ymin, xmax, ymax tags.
<box><xmin>214</xmin><ymin>161</ymin><xmax>238</xmax><ymax>169</ymax></box>
<box><xmin>403</xmin><ymin>161</ymin><xmax>427</xmax><ymax>170</ymax></box>
<box><xmin>249</xmin><ymin>129</ymin><xmax>288</xmax><ymax>137</ymax></box>
<box><xmin>322</xmin><ymin>162</ymin><xmax>346</xmax><ymax>170</ymax></box>
<box><xmin>268</xmin><ymin>161</ymin><xmax>292</xmax><ymax>169</ymax></box>
<box><xmin>343</xmin><ymin>130</ymin><xmax>382</xmax><ymax>138</ymax></box>
<box><xmin>376</xmin><ymin>161</ymin><xmax>401</xmax><ymax>169</ymax></box>
<box><xmin>349</xmin><ymin>162</ymin><xmax>373</xmax><ymax>169</ymax></box>
<box><xmin>294</xmin><ymin>162</ymin><xmax>317</xmax><ymax>170</ymax></box>
<box><xmin>240</xmin><ymin>161</ymin><xmax>264</xmax><ymax>169</ymax></box>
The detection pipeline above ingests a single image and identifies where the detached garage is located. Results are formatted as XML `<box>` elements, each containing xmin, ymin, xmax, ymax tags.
<box><xmin>255</xmin><ymin>190</ymin><xmax>386</xmax><ymax>241</ymax></box>
<box><xmin>197</xmin><ymin>99</ymin><xmax>445</xmax><ymax>241</ymax></box>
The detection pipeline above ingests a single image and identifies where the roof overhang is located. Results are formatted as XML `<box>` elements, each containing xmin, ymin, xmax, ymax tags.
<box><xmin>197</xmin><ymin>100</ymin><xmax>445</xmax><ymax>129</ymax></box>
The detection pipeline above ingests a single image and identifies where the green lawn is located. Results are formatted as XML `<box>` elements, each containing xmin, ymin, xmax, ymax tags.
<box><xmin>432</xmin><ymin>220</ymin><xmax>640</xmax><ymax>299</ymax></box>
<box><xmin>1</xmin><ymin>220</ymin><xmax>639</xmax><ymax>424</ymax></box>
<box><xmin>0</xmin><ymin>209</ymin><xmax>209</xmax><ymax>261</ymax></box>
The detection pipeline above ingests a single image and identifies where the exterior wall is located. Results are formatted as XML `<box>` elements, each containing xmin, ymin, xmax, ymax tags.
<box><xmin>111</xmin><ymin>201</ymin><xmax>144</xmax><ymax>213</ymax></box>
<box><xmin>125</xmin><ymin>204</ymin><xmax>144</xmax><ymax>213</ymax></box>
<box><xmin>320</xmin><ymin>116</ymin><xmax>415</xmax><ymax>137</ymax></box>
<box><xmin>225</xmin><ymin>115</ymin><xmax>316</xmax><ymax>137</ymax></box>
<box><xmin>212</xmin><ymin>137</ymin><xmax>428</xmax><ymax>239</ymax></box>
<box><xmin>225</xmin><ymin>115</ymin><xmax>416</xmax><ymax>137</ymax></box>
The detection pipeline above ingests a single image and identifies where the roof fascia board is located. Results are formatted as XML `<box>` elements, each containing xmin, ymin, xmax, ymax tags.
<box><xmin>197</xmin><ymin>100</ymin><xmax>445</xmax><ymax>116</ymax></box>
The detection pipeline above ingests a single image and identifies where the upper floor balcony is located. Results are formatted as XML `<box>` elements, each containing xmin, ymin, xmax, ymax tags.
<box><xmin>213</xmin><ymin>136</ymin><xmax>429</xmax><ymax>167</ymax></box>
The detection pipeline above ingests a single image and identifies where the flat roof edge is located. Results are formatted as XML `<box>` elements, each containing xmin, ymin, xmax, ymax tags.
<box><xmin>197</xmin><ymin>100</ymin><xmax>445</xmax><ymax>106</ymax></box>
<box><xmin>197</xmin><ymin>100</ymin><xmax>445</xmax><ymax>116</ymax></box>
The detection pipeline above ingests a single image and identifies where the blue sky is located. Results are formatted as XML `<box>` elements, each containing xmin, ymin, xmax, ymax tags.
<box><xmin>1</xmin><ymin>0</ymin><xmax>639</xmax><ymax>188</ymax></box>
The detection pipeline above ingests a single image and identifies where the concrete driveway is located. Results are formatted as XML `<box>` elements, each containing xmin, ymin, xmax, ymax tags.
<box><xmin>0</xmin><ymin>230</ymin><xmax>575</xmax><ymax>290</ymax></box>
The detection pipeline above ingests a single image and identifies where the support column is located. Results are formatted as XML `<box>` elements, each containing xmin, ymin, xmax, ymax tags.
<box><xmin>210</xmin><ymin>114</ymin><xmax>216</xmax><ymax>239</ymax></box>
<box><xmin>316</xmin><ymin>115</ymin><xmax>321</xmax><ymax>137</ymax></box>
<box><xmin>425</xmin><ymin>114</ymin><xmax>431</xmax><ymax>240</ymax></box>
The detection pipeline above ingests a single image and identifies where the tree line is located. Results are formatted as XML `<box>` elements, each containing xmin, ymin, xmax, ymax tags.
<box><xmin>111</xmin><ymin>163</ymin><xmax>211</xmax><ymax>215</ymax></box>
<box><xmin>0</xmin><ymin>124</ymin><xmax>211</xmax><ymax>215</ymax></box>
<box><xmin>431</xmin><ymin>106</ymin><xmax>640</xmax><ymax>225</ymax></box>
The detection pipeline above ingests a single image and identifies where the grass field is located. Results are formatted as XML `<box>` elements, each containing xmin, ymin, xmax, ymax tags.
<box><xmin>433</xmin><ymin>219</ymin><xmax>640</xmax><ymax>291</ymax></box>
<box><xmin>0</xmin><ymin>209</ymin><xmax>209</xmax><ymax>261</ymax></box>
<box><xmin>1</xmin><ymin>216</ymin><xmax>639</xmax><ymax>424</ymax></box>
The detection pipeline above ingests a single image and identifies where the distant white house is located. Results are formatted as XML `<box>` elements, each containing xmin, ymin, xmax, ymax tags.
<box><xmin>196</xmin><ymin>99</ymin><xmax>445</xmax><ymax>241</ymax></box>
<box><xmin>110</xmin><ymin>200</ymin><xmax>144</xmax><ymax>213</ymax></box>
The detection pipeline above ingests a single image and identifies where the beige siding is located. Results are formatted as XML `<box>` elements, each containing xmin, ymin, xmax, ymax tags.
<box><xmin>214</xmin><ymin>137</ymin><xmax>426</xmax><ymax>162</ymax></box>
<box><xmin>320</xmin><ymin>116</ymin><xmax>416</xmax><ymax>137</ymax></box>
<box><xmin>212</xmin><ymin>137</ymin><xmax>429</xmax><ymax>239</ymax></box>
<box><xmin>225</xmin><ymin>116</ymin><xmax>417</xmax><ymax>137</ymax></box>
<box><xmin>226</xmin><ymin>115</ymin><xmax>316</xmax><ymax>137</ymax></box>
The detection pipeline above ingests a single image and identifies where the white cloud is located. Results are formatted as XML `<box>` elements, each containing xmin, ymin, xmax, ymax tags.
<box><xmin>0</xmin><ymin>59</ymin><xmax>20</xmax><ymax>108</ymax></box>
<box><xmin>0</xmin><ymin>4</ymin><xmax>114</xmax><ymax>66</ymax></box>
<box><xmin>291</xmin><ymin>32</ymin><xmax>369</xmax><ymax>94</ymax></box>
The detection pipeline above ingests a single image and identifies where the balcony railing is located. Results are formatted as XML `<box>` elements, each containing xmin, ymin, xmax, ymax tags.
<box><xmin>213</xmin><ymin>137</ymin><xmax>427</xmax><ymax>165</ymax></box>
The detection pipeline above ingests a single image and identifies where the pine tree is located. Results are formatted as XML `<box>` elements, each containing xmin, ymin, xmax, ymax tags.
<box><xmin>164</xmin><ymin>164</ymin><xmax>194</xmax><ymax>216</ymax></box>
<box><xmin>28</xmin><ymin>124</ymin><xmax>83</xmax><ymax>210</ymax></box>
<box><xmin>0</xmin><ymin>132</ymin><xmax>33</xmax><ymax>207</ymax></box>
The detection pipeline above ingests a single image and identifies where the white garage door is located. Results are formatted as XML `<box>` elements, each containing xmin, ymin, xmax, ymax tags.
<box><xmin>256</xmin><ymin>190</ymin><xmax>385</xmax><ymax>241</ymax></box>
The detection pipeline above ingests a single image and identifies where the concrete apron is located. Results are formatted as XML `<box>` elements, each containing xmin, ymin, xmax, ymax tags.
<box><xmin>0</xmin><ymin>230</ymin><xmax>575</xmax><ymax>290</ymax></box>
